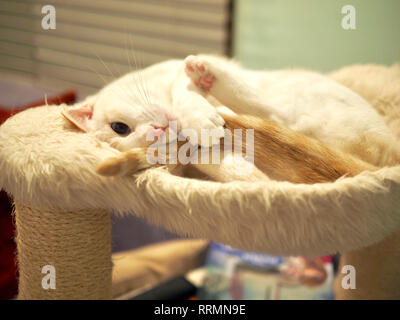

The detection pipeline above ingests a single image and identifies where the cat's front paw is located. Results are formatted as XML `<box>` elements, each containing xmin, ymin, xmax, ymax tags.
<box><xmin>184</xmin><ymin>55</ymin><xmax>216</xmax><ymax>92</ymax></box>
<box><xmin>96</xmin><ymin>148</ymin><xmax>151</xmax><ymax>176</ymax></box>
<box><xmin>179</xmin><ymin>109</ymin><xmax>225</xmax><ymax>148</ymax></box>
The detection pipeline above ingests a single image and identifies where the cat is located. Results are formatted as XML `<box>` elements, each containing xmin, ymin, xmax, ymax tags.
<box><xmin>62</xmin><ymin>54</ymin><xmax>399</xmax><ymax>183</ymax></box>
<box><xmin>95</xmin><ymin>111</ymin><xmax>376</xmax><ymax>183</ymax></box>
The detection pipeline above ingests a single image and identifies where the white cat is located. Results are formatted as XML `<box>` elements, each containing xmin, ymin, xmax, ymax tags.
<box><xmin>63</xmin><ymin>54</ymin><xmax>400</xmax><ymax>167</ymax></box>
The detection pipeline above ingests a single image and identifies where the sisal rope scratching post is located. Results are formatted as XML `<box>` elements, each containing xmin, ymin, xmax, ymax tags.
<box><xmin>14</xmin><ymin>202</ymin><xmax>112</xmax><ymax>299</ymax></box>
<box><xmin>0</xmin><ymin>103</ymin><xmax>122</xmax><ymax>299</ymax></box>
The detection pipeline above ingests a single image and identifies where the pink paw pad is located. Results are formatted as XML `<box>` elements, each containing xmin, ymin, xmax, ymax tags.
<box><xmin>199</xmin><ymin>75</ymin><xmax>215</xmax><ymax>90</ymax></box>
<box><xmin>185</xmin><ymin>59</ymin><xmax>216</xmax><ymax>91</ymax></box>
<box><xmin>186</xmin><ymin>62</ymin><xmax>194</xmax><ymax>72</ymax></box>
<box><xmin>196</xmin><ymin>62</ymin><xmax>205</xmax><ymax>72</ymax></box>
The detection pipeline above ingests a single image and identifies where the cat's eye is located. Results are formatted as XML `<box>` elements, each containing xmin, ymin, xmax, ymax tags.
<box><xmin>110</xmin><ymin>122</ymin><xmax>131</xmax><ymax>135</ymax></box>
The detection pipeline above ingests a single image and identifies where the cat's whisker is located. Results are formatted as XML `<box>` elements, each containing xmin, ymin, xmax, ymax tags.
<box><xmin>87</xmin><ymin>52</ymin><xmax>135</xmax><ymax>104</ymax></box>
<box><xmin>136</xmin><ymin>66</ymin><xmax>152</xmax><ymax>107</ymax></box>
<box><xmin>124</xmin><ymin>34</ymin><xmax>143</xmax><ymax>105</ymax></box>
<box><xmin>128</xmin><ymin>40</ymin><xmax>147</xmax><ymax>104</ymax></box>
<box><xmin>138</xmin><ymin>68</ymin><xmax>151</xmax><ymax>105</ymax></box>
<box><xmin>135</xmin><ymin>51</ymin><xmax>153</xmax><ymax>106</ymax></box>
<box><xmin>86</xmin><ymin>64</ymin><xmax>109</xmax><ymax>87</ymax></box>
<box><xmin>128</xmin><ymin>34</ymin><xmax>148</xmax><ymax>107</ymax></box>
<box><xmin>131</xmin><ymin>71</ymin><xmax>149</xmax><ymax>107</ymax></box>
<box><xmin>120</xmin><ymin>29</ymin><xmax>145</xmax><ymax>104</ymax></box>
<box><xmin>129</xmin><ymin>36</ymin><xmax>155</xmax><ymax>108</ymax></box>
<box><xmin>124</xmin><ymin>36</ymin><xmax>142</xmax><ymax>103</ymax></box>
<box><xmin>94</xmin><ymin>52</ymin><xmax>117</xmax><ymax>82</ymax></box>
<box><xmin>89</xmin><ymin>50</ymin><xmax>126</xmax><ymax>96</ymax></box>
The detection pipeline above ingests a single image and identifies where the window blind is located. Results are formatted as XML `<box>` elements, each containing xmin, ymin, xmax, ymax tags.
<box><xmin>0</xmin><ymin>0</ymin><xmax>231</xmax><ymax>96</ymax></box>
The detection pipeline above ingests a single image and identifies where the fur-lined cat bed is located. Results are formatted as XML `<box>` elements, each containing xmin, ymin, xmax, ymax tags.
<box><xmin>0</xmin><ymin>64</ymin><xmax>399</xmax><ymax>299</ymax></box>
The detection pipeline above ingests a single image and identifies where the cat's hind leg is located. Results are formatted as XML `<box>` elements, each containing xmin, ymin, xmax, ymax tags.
<box><xmin>171</xmin><ymin>67</ymin><xmax>225</xmax><ymax>147</ymax></box>
<box><xmin>184</xmin><ymin>55</ymin><xmax>285</xmax><ymax>120</ymax></box>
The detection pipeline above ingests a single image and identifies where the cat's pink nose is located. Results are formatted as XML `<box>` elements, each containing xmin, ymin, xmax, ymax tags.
<box><xmin>150</xmin><ymin>125</ymin><xmax>169</xmax><ymax>142</ymax></box>
<box><xmin>152</xmin><ymin>124</ymin><xmax>168</xmax><ymax>132</ymax></box>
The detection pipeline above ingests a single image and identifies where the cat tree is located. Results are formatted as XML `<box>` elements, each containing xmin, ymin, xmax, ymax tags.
<box><xmin>0</xmin><ymin>64</ymin><xmax>399</xmax><ymax>299</ymax></box>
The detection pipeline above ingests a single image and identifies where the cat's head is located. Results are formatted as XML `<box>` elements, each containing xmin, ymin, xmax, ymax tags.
<box><xmin>62</xmin><ymin>82</ymin><xmax>176</xmax><ymax>151</ymax></box>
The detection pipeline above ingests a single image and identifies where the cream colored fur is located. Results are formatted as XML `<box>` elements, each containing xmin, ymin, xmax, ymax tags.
<box><xmin>0</xmin><ymin>104</ymin><xmax>399</xmax><ymax>255</ymax></box>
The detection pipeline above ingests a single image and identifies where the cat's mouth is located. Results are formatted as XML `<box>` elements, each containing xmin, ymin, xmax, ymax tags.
<box><xmin>144</xmin><ymin>124</ymin><xmax>169</xmax><ymax>146</ymax></box>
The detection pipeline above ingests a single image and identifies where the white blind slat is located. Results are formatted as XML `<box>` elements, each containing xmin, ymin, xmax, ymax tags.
<box><xmin>0</xmin><ymin>40</ymin><xmax>33</xmax><ymax>59</ymax></box>
<box><xmin>0</xmin><ymin>54</ymin><xmax>34</xmax><ymax>73</ymax></box>
<box><xmin>36</xmin><ymin>62</ymin><xmax>113</xmax><ymax>88</ymax></box>
<box><xmin>35</xmin><ymin>34</ymin><xmax>177</xmax><ymax>66</ymax></box>
<box><xmin>0</xmin><ymin>27</ymin><xmax>33</xmax><ymax>44</ymax></box>
<box><xmin>35</xmin><ymin>47</ymin><xmax>131</xmax><ymax>78</ymax></box>
<box><xmin>34</xmin><ymin>0</ymin><xmax>228</xmax><ymax>27</ymax></box>
<box><xmin>31</xmin><ymin>4</ymin><xmax>227</xmax><ymax>44</ymax></box>
<box><xmin>0</xmin><ymin>12</ymin><xmax>224</xmax><ymax>54</ymax></box>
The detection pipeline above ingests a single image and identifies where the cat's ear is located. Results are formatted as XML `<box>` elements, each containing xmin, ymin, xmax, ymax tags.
<box><xmin>62</xmin><ymin>96</ymin><xmax>96</xmax><ymax>132</ymax></box>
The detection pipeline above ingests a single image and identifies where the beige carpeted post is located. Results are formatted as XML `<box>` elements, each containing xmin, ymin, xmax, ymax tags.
<box><xmin>14</xmin><ymin>201</ymin><xmax>112</xmax><ymax>300</ymax></box>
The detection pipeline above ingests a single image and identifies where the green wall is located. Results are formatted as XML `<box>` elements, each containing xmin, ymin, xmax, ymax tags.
<box><xmin>233</xmin><ymin>0</ymin><xmax>400</xmax><ymax>71</ymax></box>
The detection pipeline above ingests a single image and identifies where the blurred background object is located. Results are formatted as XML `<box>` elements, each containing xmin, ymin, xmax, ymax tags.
<box><xmin>234</xmin><ymin>0</ymin><xmax>400</xmax><ymax>70</ymax></box>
